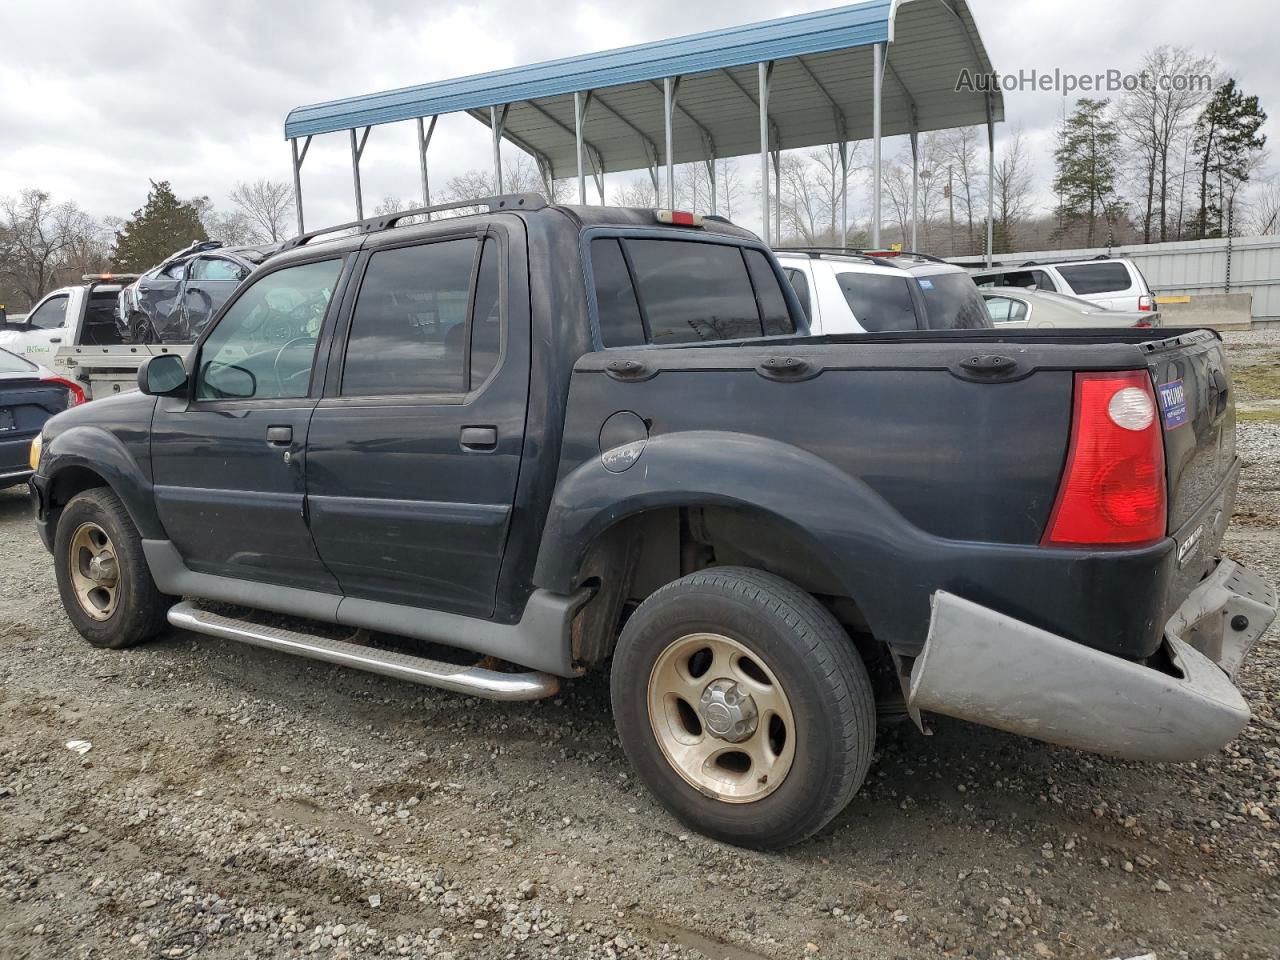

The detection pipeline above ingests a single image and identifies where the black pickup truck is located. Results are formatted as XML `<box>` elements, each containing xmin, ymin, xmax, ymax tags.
<box><xmin>28</xmin><ymin>196</ymin><xmax>1277</xmax><ymax>848</ymax></box>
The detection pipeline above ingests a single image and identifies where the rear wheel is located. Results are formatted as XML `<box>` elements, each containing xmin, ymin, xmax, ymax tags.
<box><xmin>127</xmin><ymin>313</ymin><xmax>158</xmax><ymax>344</ymax></box>
<box><xmin>611</xmin><ymin>567</ymin><xmax>876</xmax><ymax>849</ymax></box>
<box><xmin>53</xmin><ymin>488</ymin><xmax>173</xmax><ymax>649</ymax></box>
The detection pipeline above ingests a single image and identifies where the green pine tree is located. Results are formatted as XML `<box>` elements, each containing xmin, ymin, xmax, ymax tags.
<box><xmin>112</xmin><ymin>180</ymin><xmax>208</xmax><ymax>271</ymax></box>
<box><xmin>1052</xmin><ymin>98</ymin><xmax>1124</xmax><ymax>247</ymax></box>
<box><xmin>1193</xmin><ymin>80</ymin><xmax>1268</xmax><ymax>239</ymax></box>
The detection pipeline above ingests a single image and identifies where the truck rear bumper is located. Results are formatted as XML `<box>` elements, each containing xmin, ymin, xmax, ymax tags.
<box><xmin>907</xmin><ymin>558</ymin><xmax>1276</xmax><ymax>762</ymax></box>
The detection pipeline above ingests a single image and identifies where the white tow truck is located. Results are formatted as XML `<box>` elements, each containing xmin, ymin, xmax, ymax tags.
<box><xmin>0</xmin><ymin>276</ymin><xmax>189</xmax><ymax>400</ymax></box>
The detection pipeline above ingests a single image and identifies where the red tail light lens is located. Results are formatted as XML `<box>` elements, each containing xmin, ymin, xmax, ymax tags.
<box><xmin>1043</xmin><ymin>371</ymin><xmax>1166</xmax><ymax>546</ymax></box>
<box><xmin>1138</xmin><ymin>295</ymin><xmax>1154</xmax><ymax>311</ymax></box>
<box><xmin>43</xmin><ymin>375</ymin><xmax>86</xmax><ymax>408</ymax></box>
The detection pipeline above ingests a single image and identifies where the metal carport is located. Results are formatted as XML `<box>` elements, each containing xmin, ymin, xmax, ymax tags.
<box><xmin>284</xmin><ymin>0</ymin><xmax>1003</xmax><ymax>260</ymax></box>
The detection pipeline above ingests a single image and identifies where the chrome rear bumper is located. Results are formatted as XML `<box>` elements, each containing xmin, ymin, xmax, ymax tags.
<box><xmin>907</xmin><ymin>559</ymin><xmax>1276</xmax><ymax>762</ymax></box>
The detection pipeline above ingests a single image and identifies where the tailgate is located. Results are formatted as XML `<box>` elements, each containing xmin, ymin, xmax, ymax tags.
<box><xmin>1146</xmin><ymin>330</ymin><xmax>1236</xmax><ymax>563</ymax></box>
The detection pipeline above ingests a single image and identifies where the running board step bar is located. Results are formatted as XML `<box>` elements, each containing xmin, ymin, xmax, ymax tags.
<box><xmin>166</xmin><ymin>601</ymin><xmax>559</xmax><ymax>701</ymax></box>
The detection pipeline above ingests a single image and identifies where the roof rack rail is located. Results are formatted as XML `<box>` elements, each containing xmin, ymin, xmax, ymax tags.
<box><xmin>1018</xmin><ymin>253</ymin><xmax>1114</xmax><ymax>267</ymax></box>
<box><xmin>774</xmin><ymin>246</ymin><xmax>948</xmax><ymax>267</ymax></box>
<box><xmin>283</xmin><ymin>193</ymin><xmax>548</xmax><ymax>251</ymax></box>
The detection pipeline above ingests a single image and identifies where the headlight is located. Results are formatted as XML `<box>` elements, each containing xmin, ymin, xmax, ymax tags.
<box><xmin>28</xmin><ymin>434</ymin><xmax>42</xmax><ymax>471</ymax></box>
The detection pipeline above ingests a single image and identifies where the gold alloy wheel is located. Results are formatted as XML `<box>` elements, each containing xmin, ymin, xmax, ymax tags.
<box><xmin>647</xmin><ymin>632</ymin><xmax>796</xmax><ymax>803</ymax></box>
<box><xmin>67</xmin><ymin>522</ymin><xmax>120</xmax><ymax>622</ymax></box>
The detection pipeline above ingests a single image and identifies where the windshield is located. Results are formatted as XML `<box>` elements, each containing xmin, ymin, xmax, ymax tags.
<box><xmin>915</xmin><ymin>273</ymin><xmax>992</xmax><ymax>329</ymax></box>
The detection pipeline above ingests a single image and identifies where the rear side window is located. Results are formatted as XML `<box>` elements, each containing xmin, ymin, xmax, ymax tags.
<box><xmin>343</xmin><ymin>238</ymin><xmax>476</xmax><ymax>396</ymax></box>
<box><xmin>783</xmin><ymin>268</ymin><xmax>812</xmax><ymax>321</ymax></box>
<box><xmin>916</xmin><ymin>273</ymin><xmax>991</xmax><ymax>329</ymax></box>
<box><xmin>835</xmin><ymin>273</ymin><xmax>918</xmax><ymax>331</ymax></box>
<box><xmin>1056</xmin><ymin>262</ymin><xmax>1132</xmax><ymax>295</ymax></box>
<box><xmin>591</xmin><ymin>237</ymin><xmax>795</xmax><ymax>346</ymax></box>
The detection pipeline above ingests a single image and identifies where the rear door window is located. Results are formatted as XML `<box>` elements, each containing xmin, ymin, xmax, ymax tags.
<box><xmin>342</xmin><ymin>238</ymin><xmax>477</xmax><ymax>396</ymax></box>
<box><xmin>782</xmin><ymin>267</ymin><xmax>812</xmax><ymax>322</ymax></box>
<box><xmin>835</xmin><ymin>273</ymin><xmax>918</xmax><ymax>331</ymax></box>
<box><xmin>1056</xmin><ymin>262</ymin><xmax>1132</xmax><ymax>295</ymax></box>
<box><xmin>591</xmin><ymin>237</ymin><xmax>795</xmax><ymax>346</ymax></box>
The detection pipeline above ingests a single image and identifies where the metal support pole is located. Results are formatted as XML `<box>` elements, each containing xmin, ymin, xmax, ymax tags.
<box><xmin>574</xmin><ymin>91</ymin><xmax>587</xmax><ymax>204</ymax></box>
<box><xmin>773</xmin><ymin>146</ymin><xmax>782</xmax><ymax>245</ymax></box>
<box><xmin>871</xmin><ymin>43</ymin><xmax>883</xmax><ymax>249</ymax></box>
<box><xmin>910</xmin><ymin>131</ymin><xmax>919</xmax><ymax>251</ymax></box>
<box><xmin>707</xmin><ymin>155</ymin><xmax>717</xmax><ymax>216</ymax></box>
<box><xmin>663</xmin><ymin>77</ymin><xmax>678</xmax><ymax>207</ymax></box>
<box><xmin>759</xmin><ymin>61</ymin><xmax>771</xmax><ymax>243</ymax></box>
<box><xmin>290</xmin><ymin>136</ymin><xmax>311</xmax><ymax>235</ymax></box>
<box><xmin>491</xmin><ymin>104</ymin><xmax>508</xmax><ymax>194</ymax></box>
<box><xmin>350</xmin><ymin>126</ymin><xmax>370</xmax><ymax>221</ymax></box>
<box><xmin>985</xmin><ymin>95</ymin><xmax>995</xmax><ymax>267</ymax></box>
<box><xmin>417</xmin><ymin>116</ymin><xmax>437</xmax><ymax>219</ymax></box>
<box><xmin>839</xmin><ymin>140</ymin><xmax>848</xmax><ymax>249</ymax></box>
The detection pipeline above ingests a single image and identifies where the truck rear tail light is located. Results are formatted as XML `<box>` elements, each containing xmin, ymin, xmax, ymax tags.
<box><xmin>1138</xmin><ymin>295</ymin><xmax>1154</xmax><ymax>311</ymax></box>
<box><xmin>655</xmin><ymin>210</ymin><xmax>704</xmax><ymax>227</ymax></box>
<box><xmin>1043</xmin><ymin>371</ymin><xmax>1166</xmax><ymax>546</ymax></box>
<box><xmin>43</xmin><ymin>375</ymin><xmax>85</xmax><ymax>407</ymax></box>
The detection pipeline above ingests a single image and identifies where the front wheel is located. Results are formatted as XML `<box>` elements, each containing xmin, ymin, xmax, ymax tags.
<box><xmin>53</xmin><ymin>487</ymin><xmax>173</xmax><ymax>649</ymax></box>
<box><xmin>610</xmin><ymin>567</ymin><xmax>876</xmax><ymax>849</ymax></box>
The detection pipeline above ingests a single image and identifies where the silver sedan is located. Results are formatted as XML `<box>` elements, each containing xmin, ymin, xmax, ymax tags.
<box><xmin>982</xmin><ymin>287</ymin><xmax>1160</xmax><ymax>329</ymax></box>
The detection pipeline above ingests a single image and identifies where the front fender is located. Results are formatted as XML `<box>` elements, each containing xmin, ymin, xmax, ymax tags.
<box><xmin>533</xmin><ymin>429</ymin><xmax>931</xmax><ymax>648</ymax></box>
<box><xmin>39</xmin><ymin>424</ymin><xmax>164</xmax><ymax>539</ymax></box>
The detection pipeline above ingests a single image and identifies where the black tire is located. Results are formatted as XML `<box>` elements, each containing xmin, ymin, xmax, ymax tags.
<box><xmin>610</xmin><ymin>566</ymin><xmax>876</xmax><ymax>849</ymax></box>
<box><xmin>128</xmin><ymin>313</ymin><xmax>158</xmax><ymax>345</ymax></box>
<box><xmin>53</xmin><ymin>487</ymin><xmax>173</xmax><ymax>649</ymax></box>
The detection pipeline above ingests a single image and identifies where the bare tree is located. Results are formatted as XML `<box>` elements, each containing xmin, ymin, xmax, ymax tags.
<box><xmin>1246</xmin><ymin>178</ymin><xmax>1280</xmax><ymax>235</ymax></box>
<box><xmin>1120</xmin><ymin>47</ymin><xmax>1218</xmax><ymax>241</ymax></box>
<box><xmin>228</xmin><ymin>179</ymin><xmax>295</xmax><ymax>242</ymax></box>
<box><xmin>992</xmin><ymin>126</ymin><xmax>1034</xmax><ymax>252</ymax></box>
<box><xmin>0</xmin><ymin>189</ymin><xmax>110</xmax><ymax>307</ymax></box>
<box><xmin>718</xmin><ymin>160</ymin><xmax>744</xmax><ymax>221</ymax></box>
<box><xmin>611</xmin><ymin>176</ymin><xmax>658</xmax><ymax>208</ymax></box>
<box><xmin>933</xmin><ymin>126</ymin><xmax>982</xmax><ymax>252</ymax></box>
<box><xmin>778</xmin><ymin>153</ymin><xmax>827</xmax><ymax>244</ymax></box>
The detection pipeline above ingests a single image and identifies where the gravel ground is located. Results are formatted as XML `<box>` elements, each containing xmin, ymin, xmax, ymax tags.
<box><xmin>1</xmin><ymin>334</ymin><xmax>1278</xmax><ymax>960</ymax></box>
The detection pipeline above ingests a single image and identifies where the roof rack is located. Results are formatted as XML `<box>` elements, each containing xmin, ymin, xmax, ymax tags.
<box><xmin>282</xmin><ymin>193</ymin><xmax>548</xmax><ymax>251</ymax></box>
<box><xmin>774</xmin><ymin>246</ymin><xmax>949</xmax><ymax>268</ymax></box>
<box><xmin>1017</xmin><ymin>254</ymin><xmax>1113</xmax><ymax>267</ymax></box>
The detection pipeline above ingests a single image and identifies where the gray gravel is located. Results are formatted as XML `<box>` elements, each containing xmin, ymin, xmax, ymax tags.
<box><xmin>1</xmin><ymin>335</ymin><xmax>1278</xmax><ymax>959</ymax></box>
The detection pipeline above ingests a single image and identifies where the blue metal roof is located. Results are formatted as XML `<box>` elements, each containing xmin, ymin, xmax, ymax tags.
<box><xmin>285</xmin><ymin>1</ymin><xmax>893</xmax><ymax>139</ymax></box>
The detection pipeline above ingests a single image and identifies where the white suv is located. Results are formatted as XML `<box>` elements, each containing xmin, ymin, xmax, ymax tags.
<box><xmin>775</xmin><ymin>249</ymin><xmax>992</xmax><ymax>334</ymax></box>
<box><xmin>970</xmin><ymin>256</ymin><xmax>1154</xmax><ymax>314</ymax></box>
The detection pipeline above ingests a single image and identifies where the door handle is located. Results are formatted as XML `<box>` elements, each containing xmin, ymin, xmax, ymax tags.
<box><xmin>266</xmin><ymin>425</ymin><xmax>293</xmax><ymax>445</ymax></box>
<box><xmin>460</xmin><ymin>426</ymin><xmax>497</xmax><ymax>451</ymax></box>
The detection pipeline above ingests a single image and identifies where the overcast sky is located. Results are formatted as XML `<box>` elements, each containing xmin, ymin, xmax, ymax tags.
<box><xmin>2</xmin><ymin>0</ymin><xmax>1275</xmax><ymax>238</ymax></box>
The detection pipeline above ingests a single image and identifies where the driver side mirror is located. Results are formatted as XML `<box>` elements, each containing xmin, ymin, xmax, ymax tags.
<box><xmin>137</xmin><ymin>353</ymin><xmax>189</xmax><ymax>396</ymax></box>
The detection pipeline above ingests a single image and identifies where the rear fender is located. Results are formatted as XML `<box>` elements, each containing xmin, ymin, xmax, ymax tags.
<box><xmin>533</xmin><ymin>430</ymin><xmax>924</xmax><ymax>645</ymax></box>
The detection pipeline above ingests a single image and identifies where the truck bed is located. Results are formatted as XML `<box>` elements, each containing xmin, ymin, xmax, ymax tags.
<box><xmin>552</xmin><ymin>327</ymin><xmax>1234</xmax><ymax>662</ymax></box>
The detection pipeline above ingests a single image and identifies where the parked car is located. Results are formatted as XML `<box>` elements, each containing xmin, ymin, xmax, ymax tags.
<box><xmin>971</xmin><ymin>255</ymin><xmax>1155</xmax><ymax>313</ymax></box>
<box><xmin>983</xmin><ymin>287</ymin><xmax>1161</xmax><ymax>329</ymax></box>
<box><xmin>117</xmin><ymin>240</ymin><xmax>278</xmax><ymax>344</ymax></box>
<box><xmin>0</xmin><ymin>346</ymin><xmax>83</xmax><ymax>488</ymax></box>
<box><xmin>775</xmin><ymin>249</ymin><xmax>992</xmax><ymax>333</ymax></box>
<box><xmin>28</xmin><ymin>196</ymin><xmax>1275</xmax><ymax>850</ymax></box>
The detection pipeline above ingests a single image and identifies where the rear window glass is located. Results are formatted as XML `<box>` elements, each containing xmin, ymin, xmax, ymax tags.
<box><xmin>835</xmin><ymin>273</ymin><xmax>918</xmax><ymax>331</ymax></box>
<box><xmin>1056</xmin><ymin>262</ymin><xmax>1132</xmax><ymax>295</ymax></box>
<box><xmin>0</xmin><ymin>349</ymin><xmax>37</xmax><ymax>374</ymax></box>
<box><xmin>591</xmin><ymin>237</ymin><xmax>795</xmax><ymax>346</ymax></box>
<box><xmin>917</xmin><ymin>273</ymin><xmax>992</xmax><ymax>329</ymax></box>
